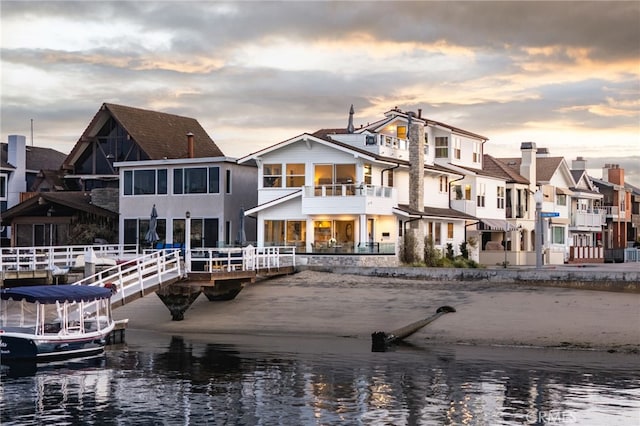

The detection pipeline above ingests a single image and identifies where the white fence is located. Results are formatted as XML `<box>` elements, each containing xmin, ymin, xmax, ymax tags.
<box><xmin>0</xmin><ymin>244</ymin><xmax>138</xmax><ymax>272</ymax></box>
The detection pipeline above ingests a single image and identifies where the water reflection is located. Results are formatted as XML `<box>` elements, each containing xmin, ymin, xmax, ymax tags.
<box><xmin>2</xmin><ymin>331</ymin><xmax>639</xmax><ymax>425</ymax></box>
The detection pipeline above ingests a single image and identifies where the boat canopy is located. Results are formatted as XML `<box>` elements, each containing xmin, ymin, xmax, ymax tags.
<box><xmin>0</xmin><ymin>285</ymin><xmax>111</xmax><ymax>304</ymax></box>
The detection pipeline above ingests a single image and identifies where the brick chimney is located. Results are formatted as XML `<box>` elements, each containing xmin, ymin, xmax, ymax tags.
<box><xmin>607</xmin><ymin>164</ymin><xmax>624</xmax><ymax>186</ymax></box>
<box><xmin>187</xmin><ymin>132</ymin><xmax>194</xmax><ymax>158</ymax></box>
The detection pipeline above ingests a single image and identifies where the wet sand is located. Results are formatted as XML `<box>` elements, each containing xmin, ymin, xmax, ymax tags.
<box><xmin>114</xmin><ymin>270</ymin><xmax>640</xmax><ymax>353</ymax></box>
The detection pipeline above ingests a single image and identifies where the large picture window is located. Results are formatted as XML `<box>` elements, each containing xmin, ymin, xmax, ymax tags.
<box><xmin>173</xmin><ymin>167</ymin><xmax>220</xmax><ymax>194</ymax></box>
<box><xmin>123</xmin><ymin>169</ymin><xmax>167</xmax><ymax>196</ymax></box>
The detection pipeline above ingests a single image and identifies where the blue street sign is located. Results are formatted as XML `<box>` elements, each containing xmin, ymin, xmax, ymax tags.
<box><xmin>540</xmin><ymin>212</ymin><xmax>560</xmax><ymax>218</ymax></box>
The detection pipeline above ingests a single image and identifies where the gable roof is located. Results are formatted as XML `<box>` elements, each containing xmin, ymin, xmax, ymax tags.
<box><xmin>482</xmin><ymin>155</ymin><xmax>529</xmax><ymax>184</ymax></box>
<box><xmin>1</xmin><ymin>191</ymin><xmax>117</xmax><ymax>224</ymax></box>
<box><xmin>498</xmin><ymin>156</ymin><xmax>565</xmax><ymax>183</ymax></box>
<box><xmin>394</xmin><ymin>204</ymin><xmax>477</xmax><ymax>220</ymax></box>
<box><xmin>0</xmin><ymin>143</ymin><xmax>67</xmax><ymax>171</ymax></box>
<box><xmin>64</xmin><ymin>103</ymin><xmax>223</xmax><ymax>168</ymax></box>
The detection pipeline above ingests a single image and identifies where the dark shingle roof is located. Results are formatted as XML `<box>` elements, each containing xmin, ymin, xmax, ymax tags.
<box><xmin>483</xmin><ymin>154</ymin><xmax>529</xmax><ymax>184</ymax></box>
<box><xmin>65</xmin><ymin>103</ymin><xmax>223</xmax><ymax>167</ymax></box>
<box><xmin>396</xmin><ymin>204</ymin><xmax>477</xmax><ymax>220</ymax></box>
<box><xmin>0</xmin><ymin>143</ymin><xmax>67</xmax><ymax>171</ymax></box>
<box><xmin>497</xmin><ymin>156</ymin><xmax>564</xmax><ymax>183</ymax></box>
<box><xmin>1</xmin><ymin>191</ymin><xmax>117</xmax><ymax>223</ymax></box>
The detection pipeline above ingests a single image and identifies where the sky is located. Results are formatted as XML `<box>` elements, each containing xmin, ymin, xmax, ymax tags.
<box><xmin>1</xmin><ymin>1</ymin><xmax>639</xmax><ymax>185</ymax></box>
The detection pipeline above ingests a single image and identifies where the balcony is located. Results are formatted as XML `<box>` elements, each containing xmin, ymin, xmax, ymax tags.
<box><xmin>301</xmin><ymin>184</ymin><xmax>396</xmax><ymax>215</ymax></box>
<box><xmin>570</xmin><ymin>210</ymin><xmax>605</xmax><ymax>230</ymax></box>
<box><xmin>602</xmin><ymin>205</ymin><xmax>628</xmax><ymax>220</ymax></box>
<box><xmin>450</xmin><ymin>199</ymin><xmax>476</xmax><ymax>216</ymax></box>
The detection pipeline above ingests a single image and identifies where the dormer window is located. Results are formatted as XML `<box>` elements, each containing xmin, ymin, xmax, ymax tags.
<box><xmin>435</xmin><ymin>137</ymin><xmax>448</xmax><ymax>158</ymax></box>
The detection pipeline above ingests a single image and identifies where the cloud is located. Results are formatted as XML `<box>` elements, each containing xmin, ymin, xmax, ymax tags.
<box><xmin>1</xmin><ymin>0</ymin><xmax>638</xmax><ymax>182</ymax></box>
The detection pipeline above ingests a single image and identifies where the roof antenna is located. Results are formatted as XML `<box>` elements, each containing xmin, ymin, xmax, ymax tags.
<box><xmin>30</xmin><ymin>118</ymin><xmax>34</xmax><ymax>146</ymax></box>
<box><xmin>347</xmin><ymin>104</ymin><xmax>355</xmax><ymax>134</ymax></box>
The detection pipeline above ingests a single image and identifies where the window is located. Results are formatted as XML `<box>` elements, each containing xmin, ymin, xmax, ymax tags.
<box><xmin>286</xmin><ymin>164</ymin><xmax>305</xmax><ymax>188</ymax></box>
<box><xmin>453</xmin><ymin>185</ymin><xmax>463</xmax><ymax>200</ymax></box>
<box><xmin>387</xmin><ymin>169</ymin><xmax>394</xmax><ymax>187</ymax></box>
<box><xmin>0</xmin><ymin>175</ymin><xmax>7</xmax><ymax>199</ymax></box>
<box><xmin>225</xmin><ymin>169</ymin><xmax>231</xmax><ymax>194</ymax></box>
<box><xmin>552</xmin><ymin>226</ymin><xmax>565</xmax><ymax>244</ymax></box>
<box><xmin>473</xmin><ymin>143</ymin><xmax>481</xmax><ymax>163</ymax></box>
<box><xmin>556</xmin><ymin>194</ymin><xmax>567</xmax><ymax>206</ymax></box>
<box><xmin>424</xmin><ymin>134</ymin><xmax>429</xmax><ymax>156</ymax></box>
<box><xmin>439</xmin><ymin>176</ymin><xmax>448</xmax><ymax>193</ymax></box>
<box><xmin>264</xmin><ymin>220</ymin><xmax>285</xmax><ymax>246</ymax></box>
<box><xmin>497</xmin><ymin>186</ymin><xmax>505</xmax><ymax>209</ymax></box>
<box><xmin>434</xmin><ymin>223</ymin><xmax>441</xmax><ymax>245</ymax></box>
<box><xmin>453</xmin><ymin>137</ymin><xmax>461</xmax><ymax>160</ymax></box>
<box><xmin>173</xmin><ymin>167</ymin><xmax>219</xmax><ymax>194</ymax></box>
<box><xmin>397</xmin><ymin>126</ymin><xmax>407</xmax><ymax>139</ymax></box>
<box><xmin>208</xmin><ymin>167</ymin><xmax>220</xmax><ymax>193</ymax></box>
<box><xmin>435</xmin><ymin>137</ymin><xmax>448</xmax><ymax>158</ymax></box>
<box><xmin>364</xmin><ymin>164</ymin><xmax>372</xmax><ymax>185</ymax></box>
<box><xmin>123</xmin><ymin>169</ymin><xmax>167</xmax><ymax>196</ymax></box>
<box><xmin>158</xmin><ymin>170</ymin><xmax>167</xmax><ymax>194</ymax></box>
<box><xmin>263</xmin><ymin>164</ymin><xmax>282</xmax><ymax>188</ymax></box>
<box><xmin>477</xmin><ymin>183</ymin><xmax>485</xmax><ymax>207</ymax></box>
<box><xmin>447</xmin><ymin>223</ymin><xmax>454</xmax><ymax>239</ymax></box>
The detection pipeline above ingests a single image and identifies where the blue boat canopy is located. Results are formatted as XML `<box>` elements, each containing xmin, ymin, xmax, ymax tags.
<box><xmin>0</xmin><ymin>285</ymin><xmax>112</xmax><ymax>304</ymax></box>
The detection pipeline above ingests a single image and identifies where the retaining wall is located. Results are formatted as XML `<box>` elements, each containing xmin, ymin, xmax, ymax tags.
<box><xmin>297</xmin><ymin>265</ymin><xmax>640</xmax><ymax>293</ymax></box>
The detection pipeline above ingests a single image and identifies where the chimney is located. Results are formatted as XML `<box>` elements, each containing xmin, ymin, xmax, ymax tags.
<box><xmin>536</xmin><ymin>147</ymin><xmax>550</xmax><ymax>157</ymax></box>
<box><xmin>7</xmin><ymin>135</ymin><xmax>27</xmax><ymax>208</ymax></box>
<box><xmin>408</xmin><ymin>114</ymin><xmax>425</xmax><ymax>255</ymax></box>
<box><xmin>520</xmin><ymin>142</ymin><xmax>537</xmax><ymax>188</ymax></box>
<box><xmin>186</xmin><ymin>132</ymin><xmax>194</xmax><ymax>158</ymax></box>
<box><xmin>608</xmin><ymin>164</ymin><xmax>624</xmax><ymax>185</ymax></box>
<box><xmin>417</xmin><ymin>108</ymin><xmax>422</xmax><ymax>119</ymax></box>
<box><xmin>572</xmin><ymin>156</ymin><xmax>586</xmax><ymax>171</ymax></box>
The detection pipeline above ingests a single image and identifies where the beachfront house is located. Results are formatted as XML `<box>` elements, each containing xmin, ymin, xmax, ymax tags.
<box><xmin>592</xmin><ymin>164</ymin><xmax>634</xmax><ymax>262</ymax></box>
<box><xmin>0</xmin><ymin>135</ymin><xmax>72</xmax><ymax>246</ymax></box>
<box><xmin>238</xmin><ymin>107</ymin><xmax>484</xmax><ymax>266</ymax></box>
<box><xmin>2</xmin><ymin>103</ymin><xmax>257</xmax><ymax>250</ymax></box>
<box><xmin>496</xmin><ymin>145</ymin><xmax>583</xmax><ymax>265</ymax></box>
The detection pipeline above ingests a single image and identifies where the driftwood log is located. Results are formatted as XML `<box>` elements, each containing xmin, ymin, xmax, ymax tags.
<box><xmin>371</xmin><ymin>306</ymin><xmax>456</xmax><ymax>352</ymax></box>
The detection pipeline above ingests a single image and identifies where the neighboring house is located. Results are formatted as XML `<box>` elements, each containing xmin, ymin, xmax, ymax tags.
<box><xmin>626</xmin><ymin>181</ymin><xmax>640</xmax><ymax>248</ymax></box>
<box><xmin>0</xmin><ymin>135</ymin><xmax>68</xmax><ymax>246</ymax></box>
<box><xmin>592</xmin><ymin>164</ymin><xmax>633</xmax><ymax>262</ymax></box>
<box><xmin>1</xmin><ymin>191</ymin><xmax>118</xmax><ymax>246</ymax></box>
<box><xmin>238</xmin><ymin>107</ymin><xmax>478</xmax><ymax>266</ymax></box>
<box><xmin>568</xmin><ymin>157</ymin><xmax>605</xmax><ymax>263</ymax></box>
<box><xmin>116</xmin><ymin>154</ymin><xmax>257</xmax><ymax>252</ymax></box>
<box><xmin>476</xmin><ymin>153</ymin><xmax>532</xmax><ymax>266</ymax></box>
<box><xmin>497</xmin><ymin>145</ymin><xmax>578</xmax><ymax>265</ymax></box>
<box><xmin>2</xmin><ymin>103</ymin><xmax>257</xmax><ymax>249</ymax></box>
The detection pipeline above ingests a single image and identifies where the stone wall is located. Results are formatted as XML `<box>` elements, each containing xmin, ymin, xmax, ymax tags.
<box><xmin>91</xmin><ymin>188</ymin><xmax>119</xmax><ymax>213</ymax></box>
<box><xmin>297</xmin><ymin>264</ymin><xmax>640</xmax><ymax>293</ymax></box>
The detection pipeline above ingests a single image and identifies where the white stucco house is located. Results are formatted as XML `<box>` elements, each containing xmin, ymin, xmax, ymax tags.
<box><xmin>238</xmin><ymin>107</ymin><xmax>486</xmax><ymax>266</ymax></box>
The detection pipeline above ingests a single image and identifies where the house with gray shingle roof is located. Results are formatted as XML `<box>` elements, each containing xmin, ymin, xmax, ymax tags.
<box><xmin>0</xmin><ymin>135</ymin><xmax>68</xmax><ymax>245</ymax></box>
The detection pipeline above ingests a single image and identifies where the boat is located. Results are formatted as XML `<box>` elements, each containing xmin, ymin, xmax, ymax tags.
<box><xmin>0</xmin><ymin>285</ymin><xmax>116</xmax><ymax>363</ymax></box>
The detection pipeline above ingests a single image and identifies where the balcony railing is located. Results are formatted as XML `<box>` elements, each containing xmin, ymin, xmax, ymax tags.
<box><xmin>571</xmin><ymin>210</ymin><xmax>605</xmax><ymax>228</ymax></box>
<box><xmin>303</xmin><ymin>184</ymin><xmax>393</xmax><ymax>198</ymax></box>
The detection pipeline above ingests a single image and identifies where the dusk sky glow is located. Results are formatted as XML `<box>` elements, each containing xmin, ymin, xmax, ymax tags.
<box><xmin>1</xmin><ymin>1</ymin><xmax>639</xmax><ymax>184</ymax></box>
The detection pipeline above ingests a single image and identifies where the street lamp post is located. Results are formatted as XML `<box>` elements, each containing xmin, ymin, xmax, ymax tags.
<box><xmin>534</xmin><ymin>190</ymin><xmax>543</xmax><ymax>269</ymax></box>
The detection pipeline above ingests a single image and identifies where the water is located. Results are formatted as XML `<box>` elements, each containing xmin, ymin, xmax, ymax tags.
<box><xmin>2</xmin><ymin>330</ymin><xmax>639</xmax><ymax>425</ymax></box>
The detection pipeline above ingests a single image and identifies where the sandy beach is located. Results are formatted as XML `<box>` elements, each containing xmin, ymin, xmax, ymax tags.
<box><xmin>114</xmin><ymin>270</ymin><xmax>640</xmax><ymax>354</ymax></box>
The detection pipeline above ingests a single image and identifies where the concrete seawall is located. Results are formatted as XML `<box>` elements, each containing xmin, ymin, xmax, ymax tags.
<box><xmin>299</xmin><ymin>265</ymin><xmax>640</xmax><ymax>293</ymax></box>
